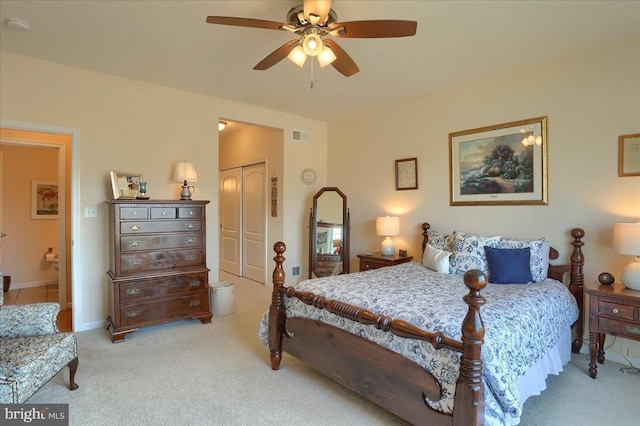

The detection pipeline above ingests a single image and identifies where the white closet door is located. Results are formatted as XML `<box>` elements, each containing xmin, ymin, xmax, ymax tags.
<box><xmin>242</xmin><ymin>163</ymin><xmax>266</xmax><ymax>283</ymax></box>
<box><xmin>219</xmin><ymin>168</ymin><xmax>242</xmax><ymax>276</ymax></box>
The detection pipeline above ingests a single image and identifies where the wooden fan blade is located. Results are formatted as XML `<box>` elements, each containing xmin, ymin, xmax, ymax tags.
<box><xmin>206</xmin><ymin>16</ymin><xmax>285</xmax><ymax>31</ymax></box>
<box><xmin>329</xmin><ymin>20</ymin><xmax>417</xmax><ymax>38</ymax></box>
<box><xmin>254</xmin><ymin>40</ymin><xmax>299</xmax><ymax>70</ymax></box>
<box><xmin>323</xmin><ymin>40</ymin><xmax>359</xmax><ymax>77</ymax></box>
<box><xmin>303</xmin><ymin>0</ymin><xmax>333</xmax><ymax>25</ymax></box>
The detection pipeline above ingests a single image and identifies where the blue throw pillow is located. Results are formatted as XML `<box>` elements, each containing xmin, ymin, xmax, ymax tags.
<box><xmin>484</xmin><ymin>246</ymin><xmax>533</xmax><ymax>284</ymax></box>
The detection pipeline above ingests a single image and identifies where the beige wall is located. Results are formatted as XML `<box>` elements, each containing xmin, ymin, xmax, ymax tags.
<box><xmin>0</xmin><ymin>51</ymin><xmax>327</xmax><ymax>330</ymax></box>
<box><xmin>328</xmin><ymin>35</ymin><xmax>640</xmax><ymax>359</ymax></box>
<box><xmin>0</xmin><ymin>144</ymin><xmax>58</xmax><ymax>287</ymax></box>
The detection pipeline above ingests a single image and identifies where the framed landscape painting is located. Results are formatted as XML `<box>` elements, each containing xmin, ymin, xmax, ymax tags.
<box><xmin>449</xmin><ymin>116</ymin><xmax>548</xmax><ymax>206</ymax></box>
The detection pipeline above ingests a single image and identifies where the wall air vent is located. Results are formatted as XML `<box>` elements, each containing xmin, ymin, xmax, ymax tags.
<box><xmin>292</xmin><ymin>129</ymin><xmax>310</xmax><ymax>143</ymax></box>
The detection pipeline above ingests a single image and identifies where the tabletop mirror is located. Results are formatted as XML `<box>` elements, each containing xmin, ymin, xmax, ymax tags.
<box><xmin>309</xmin><ymin>187</ymin><xmax>350</xmax><ymax>278</ymax></box>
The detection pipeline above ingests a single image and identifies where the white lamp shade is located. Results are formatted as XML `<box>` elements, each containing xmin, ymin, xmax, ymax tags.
<box><xmin>613</xmin><ymin>223</ymin><xmax>640</xmax><ymax>255</ymax></box>
<box><xmin>317</xmin><ymin>45</ymin><xmax>337</xmax><ymax>67</ymax></box>
<box><xmin>174</xmin><ymin>161</ymin><xmax>198</xmax><ymax>182</ymax></box>
<box><xmin>287</xmin><ymin>45</ymin><xmax>307</xmax><ymax>67</ymax></box>
<box><xmin>613</xmin><ymin>222</ymin><xmax>640</xmax><ymax>290</ymax></box>
<box><xmin>376</xmin><ymin>216</ymin><xmax>400</xmax><ymax>237</ymax></box>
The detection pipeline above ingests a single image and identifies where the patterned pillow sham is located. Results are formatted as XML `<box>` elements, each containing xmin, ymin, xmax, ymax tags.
<box><xmin>422</xmin><ymin>243</ymin><xmax>452</xmax><ymax>273</ymax></box>
<box><xmin>426</xmin><ymin>229</ymin><xmax>455</xmax><ymax>252</ymax></box>
<box><xmin>498</xmin><ymin>237</ymin><xmax>546</xmax><ymax>282</ymax></box>
<box><xmin>449</xmin><ymin>231</ymin><xmax>501</xmax><ymax>276</ymax></box>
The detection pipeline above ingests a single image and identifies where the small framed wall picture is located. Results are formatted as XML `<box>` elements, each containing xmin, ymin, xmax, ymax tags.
<box><xmin>618</xmin><ymin>133</ymin><xmax>640</xmax><ymax>177</ymax></box>
<box><xmin>395</xmin><ymin>157</ymin><xmax>418</xmax><ymax>190</ymax></box>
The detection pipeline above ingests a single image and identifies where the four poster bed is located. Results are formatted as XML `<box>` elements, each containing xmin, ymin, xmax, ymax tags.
<box><xmin>259</xmin><ymin>224</ymin><xmax>585</xmax><ymax>425</ymax></box>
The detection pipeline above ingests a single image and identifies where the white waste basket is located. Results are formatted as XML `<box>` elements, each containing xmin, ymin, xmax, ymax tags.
<box><xmin>210</xmin><ymin>282</ymin><xmax>235</xmax><ymax>316</ymax></box>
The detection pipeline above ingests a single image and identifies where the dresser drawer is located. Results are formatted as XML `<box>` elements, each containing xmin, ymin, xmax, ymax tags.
<box><xmin>119</xmin><ymin>249</ymin><xmax>204</xmax><ymax>274</ymax></box>
<box><xmin>178</xmin><ymin>207</ymin><xmax>203</xmax><ymax>218</ymax></box>
<box><xmin>119</xmin><ymin>272</ymin><xmax>207</xmax><ymax>302</ymax></box>
<box><xmin>151</xmin><ymin>207</ymin><xmax>177</xmax><ymax>219</ymax></box>
<box><xmin>120</xmin><ymin>220</ymin><xmax>202</xmax><ymax>234</ymax></box>
<box><xmin>599</xmin><ymin>317</ymin><xmax>640</xmax><ymax>338</ymax></box>
<box><xmin>360</xmin><ymin>259</ymin><xmax>383</xmax><ymax>271</ymax></box>
<box><xmin>120</xmin><ymin>233</ymin><xmax>202</xmax><ymax>252</ymax></box>
<box><xmin>120</xmin><ymin>207</ymin><xmax>148</xmax><ymax>220</ymax></box>
<box><xmin>599</xmin><ymin>301</ymin><xmax>635</xmax><ymax>321</ymax></box>
<box><xmin>118</xmin><ymin>293</ymin><xmax>208</xmax><ymax>327</ymax></box>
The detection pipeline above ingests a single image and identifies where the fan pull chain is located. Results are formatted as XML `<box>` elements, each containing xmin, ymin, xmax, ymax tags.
<box><xmin>310</xmin><ymin>58</ymin><xmax>314</xmax><ymax>90</ymax></box>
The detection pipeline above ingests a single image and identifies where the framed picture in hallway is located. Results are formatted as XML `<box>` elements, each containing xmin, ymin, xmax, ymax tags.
<box><xmin>449</xmin><ymin>116</ymin><xmax>548</xmax><ymax>206</ymax></box>
<box><xmin>31</xmin><ymin>181</ymin><xmax>58</xmax><ymax>219</ymax></box>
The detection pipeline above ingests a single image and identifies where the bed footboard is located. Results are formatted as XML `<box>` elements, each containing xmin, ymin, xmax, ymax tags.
<box><xmin>268</xmin><ymin>241</ymin><xmax>487</xmax><ymax>426</ymax></box>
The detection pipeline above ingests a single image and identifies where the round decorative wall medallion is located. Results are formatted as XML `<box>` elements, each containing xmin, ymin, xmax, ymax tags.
<box><xmin>300</xmin><ymin>168</ymin><xmax>317</xmax><ymax>185</ymax></box>
<box><xmin>598</xmin><ymin>272</ymin><xmax>615</xmax><ymax>285</ymax></box>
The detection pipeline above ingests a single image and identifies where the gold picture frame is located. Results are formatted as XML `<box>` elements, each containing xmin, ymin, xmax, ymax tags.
<box><xmin>395</xmin><ymin>157</ymin><xmax>418</xmax><ymax>190</ymax></box>
<box><xmin>618</xmin><ymin>133</ymin><xmax>640</xmax><ymax>177</ymax></box>
<box><xmin>109</xmin><ymin>171</ymin><xmax>143</xmax><ymax>199</ymax></box>
<box><xmin>449</xmin><ymin>116</ymin><xmax>548</xmax><ymax>206</ymax></box>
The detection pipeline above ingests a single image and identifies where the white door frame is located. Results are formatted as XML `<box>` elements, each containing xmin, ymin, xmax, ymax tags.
<box><xmin>0</xmin><ymin>119</ymin><xmax>80</xmax><ymax>329</ymax></box>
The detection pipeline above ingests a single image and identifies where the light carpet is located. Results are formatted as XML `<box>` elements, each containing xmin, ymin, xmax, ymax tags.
<box><xmin>29</xmin><ymin>274</ymin><xmax>639</xmax><ymax>425</ymax></box>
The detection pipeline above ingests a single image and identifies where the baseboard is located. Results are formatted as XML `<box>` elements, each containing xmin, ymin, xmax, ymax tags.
<box><xmin>9</xmin><ymin>279</ymin><xmax>58</xmax><ymax>290</ymax></box>
<box><xmin>74</xmin><ymin>320</ymin><xmax>107</xmax><ymax>332</ymax></box>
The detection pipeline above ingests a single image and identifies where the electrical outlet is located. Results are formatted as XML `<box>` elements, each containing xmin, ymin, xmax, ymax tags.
<box><xmin>85</xmin><ymin>207</ymin><xmax>98</xmax><ymax>218</ymax></box>
<box><xmin>292</xmin><ymin>266</ymin><xmax>300</xmax><ymax>276</ymax></box>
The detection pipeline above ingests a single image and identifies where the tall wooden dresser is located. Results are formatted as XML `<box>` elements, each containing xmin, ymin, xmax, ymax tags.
<box><xmin>106</xmin><ymin>199</ymin><xmax>212</xmax><ymax>342</ymax></box>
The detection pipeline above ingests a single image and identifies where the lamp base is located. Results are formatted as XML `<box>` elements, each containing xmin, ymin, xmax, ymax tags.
<box><xmin>380</xmin><ymin>237</ymin><xmax>395</xmax><ymax>256</ymax></box>
<box><xmin>620</xmin><ymin>257</ymin><xmax>640</xmax><ymax>290</ymax></box>
<box><xmin>179</xmin><ymin>181</ymin><xmax>194</xmax><ymax>200</ymax></box>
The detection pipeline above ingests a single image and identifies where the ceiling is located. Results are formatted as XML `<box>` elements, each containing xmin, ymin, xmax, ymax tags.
<box><xmin>1</xmin><ymin>1</ymin><xmax>639</xmax><ymax>122</ymax></box>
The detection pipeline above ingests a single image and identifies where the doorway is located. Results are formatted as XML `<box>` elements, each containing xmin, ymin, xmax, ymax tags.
<box><xmin>219</xmin><ymin>163</ymin><xmax>266</xmax><ymax>283</ymax></box>
<box><xmin>0</xmin><ymin>125</ymin><xmax>74</xmax><ymax>330</ymax></box>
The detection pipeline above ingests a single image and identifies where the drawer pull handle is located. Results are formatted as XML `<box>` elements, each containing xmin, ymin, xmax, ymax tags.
<box><xmin>186</xmin><ymin>255</ymin><xmax>197</xmax><ymax>261</ymax></box>
<box><xmin>128</xmin><ymin>240</ymin><xmax>142</xmax><ymax>247</ymax></box>
<box><xmin>186</xmin><ymin>223</ymin><xmax>195</xmax><ymax>230</ymax></box>
<box><xmin>626</xmin><ymin>325</ymin><xmax>640</xmax><ymax>335</ymax></box>
<box><xmin>186</xmin><ymin>237</ymin><xmax>196</xmax><ymax>244</ymax></box>
<box><xmin>162</xmin><ymin>211</ymin><xmax>167</xmax><ymax>215</ymax></box>
<box><xmin>127</xmin><ymin>288</ymin><xmax>140</xmax><ymax>295</ymax></box>
<box><xmin>189</xmin><ymin>280</ymin><xmax>201</xmax><ymax>288</ymax></box>
<box><xmin>613</xmin><ymin>308</ymin><xmax>619</xmax><ymax>314</ymax></box>
<box><xmin>127</xmin><ymin>310</ymin><xmax>140</xmax><ymax>317</ymax></box>
<box><xmin>129</xmin><ymin>224</ymin><xmax>141</xmax><ymax>231</ymax></box>
<box><xmin>128</xmin><ymin>259</ymin><xmax>142</xmax><ymax>266</ymax></box>
<box><xmin>190</xmin><ymin>300</ymin><xmax>201</xmax><ymax>307</ymax></box>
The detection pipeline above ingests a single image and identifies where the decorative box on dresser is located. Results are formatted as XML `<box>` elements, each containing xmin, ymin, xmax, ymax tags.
<box><xmin>357</xmin><ymin>252</ymin><xmax>413</xmax><ymax>272</ymax></box>
<box><xmin>586</xmin><ymin>282</ymin><xmax>640</xmax><ymax>378</ymax></box>
<box><xmin>106</xmin><ymin>199</ymin><xmax>212</xmax><ymax>342</ymax></box>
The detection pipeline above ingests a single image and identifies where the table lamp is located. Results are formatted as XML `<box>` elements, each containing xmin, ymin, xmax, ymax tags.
<box><xmin>174</xmin><ymin>161</ymin><xmax>198</xmax><ymax>200</ymax></box>
<box><xmin>613</xmin><ymin>222</ymin><xmax>640</xmax><ymax>290</ymax></box>
<box><xmin>376</xmin><ymin>216</ymin><xmax>400</xmax><ymax>256</ymax></box>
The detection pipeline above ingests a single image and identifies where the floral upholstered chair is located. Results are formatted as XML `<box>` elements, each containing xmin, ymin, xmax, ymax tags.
<box><xmin>0</xmin><ymin>287</ymin><xmax>79</xmax><ymax>403</ymax></box>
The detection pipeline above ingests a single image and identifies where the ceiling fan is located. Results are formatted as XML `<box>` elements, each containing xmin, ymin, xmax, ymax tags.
<box><xmin>206</xmin><ymin>0</ymin><xmax>417</xmax><ymax>77</ymax></box>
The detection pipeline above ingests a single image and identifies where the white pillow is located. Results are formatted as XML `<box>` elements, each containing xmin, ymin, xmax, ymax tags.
<box><xmin>422</xmin><ymin>243</ymin><xmax>452</xmax><ymax>273</ymax></box>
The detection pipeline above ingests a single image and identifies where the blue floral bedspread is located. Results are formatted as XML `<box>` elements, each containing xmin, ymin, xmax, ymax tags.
<box><xmin>258</xmin><ymin>261</ymin><xmax>579</xmax><ymax>425</ymax></box>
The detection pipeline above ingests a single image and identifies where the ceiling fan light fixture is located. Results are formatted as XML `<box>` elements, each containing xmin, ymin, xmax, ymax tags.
<box><xmin>302</xmin><ymin>33</ymin><xmax>323</xmax><ymax>56</ymax></box>
<box><xmin>317</xmin><ymin>45</ymin><xmax>337</xmax><ymax>67</ymax></box>
<box><xmin>287</xmin><ymin>45</ymin><xmax>307</xmax><ymax>67</ymax></box>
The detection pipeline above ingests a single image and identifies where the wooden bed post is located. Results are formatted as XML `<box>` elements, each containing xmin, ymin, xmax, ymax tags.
<box><xmin>569</xmin><ymin>228</ymin><xmax>585</xmax><ymax>354</ymax></box>
<box><xmin>421</xmin><ymin>223</ymin><xmax>431</xmax><ymax>253</ymax></box>
<box><xmin>453</xmin><ymin>269</ymin><xmax>487</xmax><ymax>426</ymax></box>
<box><xmin>269</xmin><ymin>241</ymin><xmax>287</xmax><ymax>370</ymax></box>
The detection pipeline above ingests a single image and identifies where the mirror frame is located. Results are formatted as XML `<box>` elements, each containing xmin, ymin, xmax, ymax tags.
<box><xmin>309</xmin><ymin>187</ymin><xmax>350</xmax><ymax>278</ymax></box>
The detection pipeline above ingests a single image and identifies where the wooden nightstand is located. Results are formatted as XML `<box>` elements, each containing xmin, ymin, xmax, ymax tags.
<box><xmin>586</xmin><ymin>282</ymin><xmax>640</xmax><ymax>379</ymax></box>
<box><xmin>357</xmin><ymin>252</ymin><xmax>413</xmax><ymax>272</ymax></box>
